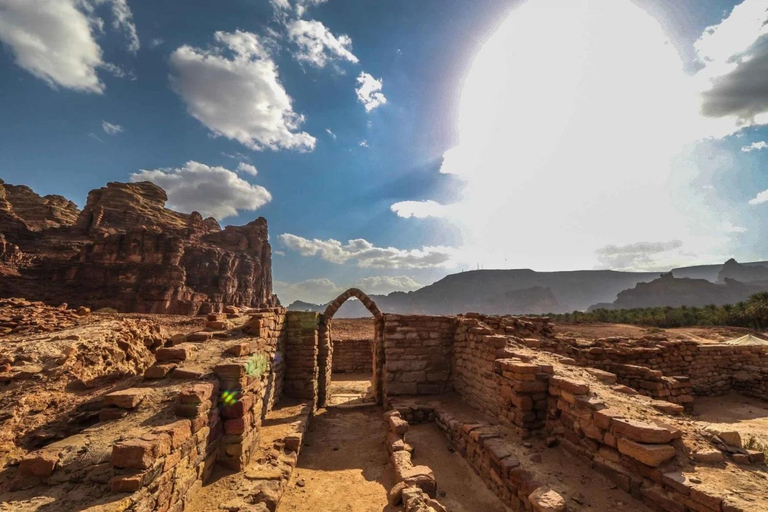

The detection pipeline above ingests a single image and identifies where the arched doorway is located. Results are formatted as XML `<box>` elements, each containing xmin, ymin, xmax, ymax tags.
<box><xmin>317</xmin><ymin>288</ymin><xmax>384</xmax><ymax>407</ymax></box>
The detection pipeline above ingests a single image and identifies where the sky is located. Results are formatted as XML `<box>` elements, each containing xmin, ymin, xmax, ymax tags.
<box><xmin>1</xmin><ymin>0</ymin><xmax>768</xmax><ymax>306</ymax></box>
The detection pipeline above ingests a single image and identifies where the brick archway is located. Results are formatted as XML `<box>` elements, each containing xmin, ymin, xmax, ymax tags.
<box><xmin>317</xmin><ymin>289</ymin><xmax>385</xmax><ymax>407</ymax></box>
<box><xmin>323</xmin><ymin>288</ymin><xmax>383</xmax><ymax>320</ymax></box>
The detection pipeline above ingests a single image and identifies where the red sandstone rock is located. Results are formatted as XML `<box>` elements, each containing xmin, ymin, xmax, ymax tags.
<box><xmin>0</xmin><ymin>180</ymin><xmax>277</xmax><ymax>314</ymax></box>
<box><xmin>19</xmin><ymin>450</ymin><xmax>59</xmax><ymax>477</ymax></box>
<box><xmin>529</xmin><ymin>487</ymin><xmax>566</xmax><ymax>512</ymax></box>
<box><xmin>617</xmin><ymin>438</ymin><xmax>676</xmax><ymax>467</ymax></box>
<box><xmin>104</xmin><ymin>388</ymin><xmax>148</xmax><ymax>409</ymax></box>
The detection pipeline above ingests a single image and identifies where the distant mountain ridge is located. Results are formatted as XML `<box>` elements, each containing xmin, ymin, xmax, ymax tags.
<box><xmin>287</xmin><ymin>259</ymin><xmax>768</xmax><ymax>317</ymax></box>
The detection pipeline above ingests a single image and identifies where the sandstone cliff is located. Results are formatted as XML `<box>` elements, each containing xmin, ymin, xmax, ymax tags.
<box><xmin>0</xmin><ymin>180</ymin><xmax>276</xmax><ymax>314</ymax></box>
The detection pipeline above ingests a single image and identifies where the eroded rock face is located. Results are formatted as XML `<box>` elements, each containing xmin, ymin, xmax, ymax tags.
<box><xmin>0</xmin><ymin>180</ymin><xmax>276</xmax><ymax>314</ymax></box>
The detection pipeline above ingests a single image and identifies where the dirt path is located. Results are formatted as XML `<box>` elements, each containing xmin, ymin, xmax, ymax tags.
<box><xmin>407</xmin><ymin>423</ymin><xmax>509</xmax><ymax>512</ymax></box>
<box><xmin>327</xmin><ymin>373</ymin><xmax>373</xmax><ymax>406</ymax></box>
<box><xmin>278</xmin><ymin>407</ymin><xmax>395</xmax><ymax>512</ymax></box>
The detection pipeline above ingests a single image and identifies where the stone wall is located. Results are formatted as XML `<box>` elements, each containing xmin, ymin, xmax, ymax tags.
<box><xmin>537</xmin><ymin>337</ymin><xmax>768</xmax><ymax>399</ymax></box>
<box><xmin>382</xmin><ymin>314</ymin><xmax>454</xmax><ymax>396</ymax></box>
<box><xmin>284</xmin><ymin>311</ymin><xmax>320</xmax><ymax>403</ymax></box>
<box><xmin>332</xmin><ymin>338</ymin><xmax>372</xmax><ymax>374</ymax></box>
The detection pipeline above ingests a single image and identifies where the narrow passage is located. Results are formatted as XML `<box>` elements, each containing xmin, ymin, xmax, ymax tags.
<box><xmin>278</xmin><ymin>407</ymin><xmax>395</xmax><ymax>512</ymax></box>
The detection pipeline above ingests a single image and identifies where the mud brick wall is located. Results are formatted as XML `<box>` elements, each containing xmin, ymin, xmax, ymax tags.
<box><xmin>332</xmin><ymin>338</ymin><xmax>372</xmax><ymax>374</ymax></box>
<box><xmin>382</xmin><ymin>314</ymin><xmax>454</xmax><ymax>396</ymax></box>
<box><xmin>452</xmin><ymin>317</ymin><xmax>507</xmax><ymax>419</ymax></box>
<box><xmin>108</xmin><ymin>380</ymin><xmax>222</xmax><ymax>510</ymax></box>
<box><xmin>538</xmin><ymin>337</ymin><xmax>768</xmax><ymax>398</ymax></box>
<box><xmin>604</xmin><ymin>363</ymin><xmax>694</xmax><ymax>410</ymax></box>
<box><xmin>284</xmin><ymin>311</ymin><xmax>320</xmax><ymax>402</ymax></box>
<box><xmin>242</xmin><ymin>309</ymin><xmax>287</xmax><ymax>413</ymax></box>
<box><xmin>494</xmin><ymin>358</ymin><xmax>553</xmax><ymax>435</ymax></box>
<box><xmin>390</xmin><ymin>402</ymin><xmax>566</xmax><ymax>512</ymax></box>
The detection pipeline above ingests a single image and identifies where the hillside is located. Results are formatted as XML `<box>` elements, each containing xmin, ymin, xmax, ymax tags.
<box><xmin>288</xmin><ymin>260</ymin><xmax>768</xmax><ymax>317</ymax></box>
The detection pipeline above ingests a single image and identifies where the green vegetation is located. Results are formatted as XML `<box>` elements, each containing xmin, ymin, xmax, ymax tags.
<box><xmin>547</xmin><ymin>292</ymin><xmax>768</xmax><ymax>329</ymax></box>
<box><xmin>744</xmin><ymin>435</ymin><xmax>768</xmax><ymax>457</ymax></box>
<box><xmin>245</xmin><ymin>353</ymin><xmax>268</xmax><ymax>379</ymax></box>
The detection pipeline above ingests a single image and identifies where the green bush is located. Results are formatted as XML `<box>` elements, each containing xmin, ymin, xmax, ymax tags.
<box><xmin>245</xmin><ymin>353</ymin><xmax>268</xmax><ymax>379</ymax></box>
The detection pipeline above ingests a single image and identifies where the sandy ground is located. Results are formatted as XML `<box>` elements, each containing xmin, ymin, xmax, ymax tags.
<box><xmin>407</xmin><ymin>423</ymin><xmax>509</xmax><ymax>512</ymax></box>
<box><xmin>327</xmin><ymin>373</ymin><xmax>374</xmax><ymax>407</ymax></box>
<box><xmin>554</xmin><ymin>322</ymin><xmax>765</xmax><ymax>343</ymax></box>
<box><xmin>330</xmin><ymin>318</ymin><xmax>374</xmax><ymax>340</ymax></box>
<box><xmin>693</xmin><ymin>393</ymin><xmax>768</xmax><ymax>446</ymax></box>
<box><xmin>278</xmin><ymin>407</ymin><xmax>396</xmax><ymax>512</ymax></box>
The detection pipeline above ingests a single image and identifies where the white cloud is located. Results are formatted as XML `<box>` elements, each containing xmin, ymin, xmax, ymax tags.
<box><xmin>102</xmin><ymin>120</ymin><xmax>123</xmax><ymax>135</ymax></box>
<box><xmin>356</xmin><ymin>72</ymin><xmax>387</xmax><ymax>112</ymax></box>
<box><xmin>94</xmin><ymin>0</ymin><xmax>139</xmax><ymax>53</ymax></box>
<box><xmin>270</xmin><ymin>0</ymin><xmax>328</xmax><ymax>17</ymax></box>
<box><xmin>169</xmin><ymin>30</ymin><xmax>316</xmax><ymax>152</ymax></box>
<box><xmin>0</xmin><ymin>0</ymin><xmax>104</xmax><ymax>92</ymax></box>
<box><xmin>595</xmin><ymin>241</ymin><xmax>684</xmax><ymax>271</ymax></box>
<box><xmin>279</xmin><ymin>233</ymin><xmax>453</xmax><ymax>269</ymax></box>
<box><xmin>354</xmin><ymin>275</ymin><xmax>422</xmax><ymax>294</ymax></box>
<box><xmin>359</xmin><ymin>139</ymin><xmax>369</xmax><ymax>147</ymax></box>
<box><xmin>0</xmin><ymin>0</ymin><xmax>139</xmax><ymax>93</ymax></box>
<box><xmin>695</xmin><ymin>0</ymin><xmax>768</xmax><ymax>130</ymax></box>
<box><xmin>722</xmin><ymin>221</ymin><xmax>748</xmax><ymax>233</ymax></box>
<box><xmin>149</xmin><ymin>38</ymin><xmax>163</xmax><ymax>48</ymax></box>
<box><xmin>391</xmin><ymin>200</ymin><xmax>449</xmax><ymax>219</ymax></box>
<box><xmin>287</xmin><ymin>19</ymin><xmax>358</xmax><ymax>68</ymax></box>
<box><xmin>130</xmin><ymin>160</ymin><xmax>272</xmax><ymax>220</ymax></box>
<box><xmin>742</xmin><ymin>141</ymin><xmax>768</xmax><ymax>152</ymax></box>
<box><xmin>748</xmin><ymin>189</ymin><xmax>768</xmax><ymax>205</ymax></box>
<box><xmin>236</xmin><ymin>162</ymin><xmax>259</xmax><ymax>176</ymax></box>
<box><xmin>325</xmin><ymin>128</ymin><xmax>336</xmax><ymax>140</ymax></box>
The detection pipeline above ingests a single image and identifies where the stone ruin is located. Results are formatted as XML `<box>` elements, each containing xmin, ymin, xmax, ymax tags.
<box><xmin>1</xmin><ymin>284</ymin><xmax>768</xmax><ymax>511</ymax></box>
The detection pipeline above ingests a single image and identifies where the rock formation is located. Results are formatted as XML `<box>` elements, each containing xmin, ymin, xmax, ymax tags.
<box><xmin>717</xmin><ymin>258</ymin><xmax>768</xmax><ymax>284</ymax></box>
<box><xmin>0</xmin><ymin>180</ymin><xmax>276</xmax><ymax>314</ymax></box>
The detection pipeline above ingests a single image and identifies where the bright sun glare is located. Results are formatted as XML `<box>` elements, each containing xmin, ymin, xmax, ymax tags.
<box><xmin>432</xmin><ymin>0</ymin><xmax>734</xmax><ymax>271</ymax></box>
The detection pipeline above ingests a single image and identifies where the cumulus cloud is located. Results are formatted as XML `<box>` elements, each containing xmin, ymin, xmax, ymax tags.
<box><xmin>696</xmin><ymin>0</ymin><xmax>768</xmax><ymax>129</ymax></box>
<box><xmin>279</xmin><ymin>234</ymin><xmax>452</xmax><ymax>269</ymax></box>
<box><xmin>742</xmin><ymin>141</ymin><xmax>768</xmax><ymax>152</ymax></box>
<box><xmin>595</xmin><ymin>241</ymin><xmax>684</xmax><ymax>271</ymax></box>
<box><xmin>325</xmin><ymin>128</ymin><xmax>336</xmax><ymax>140</ymax></box>
<box><xmin>354</xmin><ymin>276</ymin><xmax>422</xmax><ymax>294</ymax></box>
<box><xmin>390</xmin><ymin>200</ymin><xmax>449</xmax><ymax>219</ymax></box>
<box><xmin>130</xmin><ymin>161</ymin><xmax>272</xmax><ymax>220</ymax></box>
<box><xmin>356</xmin><ymin>72</ymin><xmax>387</xmax><ymax>112</ymax></box>
<box><xmin>169</xmin><ymin>30</ymin><xmax>316</xmax><ymax>152</ymax></box>
<box><xmin>359</xmin><ymin>140</ymin><xmax>369</xmax><ymax>147</ymax></box>
<box><xmin>748</xmin><ymin>189</ymin><xmax>768</xmax><ymax>205</ymax></box>
<box><xmin>236</xmin><ymin>162</ymin><xmax>259</xmax><ymax>176</ymax></box>
<box><xmin>0</xmin><ymin>0</ymin><xmax>139</xmax><ymax>92</ymax></box>
<box><xmin>287</xmin><ymin>19</ymin><xmax>358</xmax><ymax>68</ymax></box>
<box><xmin>102</xmin><ymin>121</ymin><xmax>123</xmax><ymax>135</ymax></box>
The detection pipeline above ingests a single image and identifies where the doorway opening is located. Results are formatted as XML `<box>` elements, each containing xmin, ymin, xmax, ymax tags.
<box><xmin>317</xmin><ymin>288</ymin><xmax>384</xmax><ymax>408</ymax></box>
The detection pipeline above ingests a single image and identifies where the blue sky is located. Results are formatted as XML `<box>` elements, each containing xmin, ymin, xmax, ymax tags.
<box><xmin>1</xmin><ymin>0</ymin><xmax>768</xmax><ymax>305</ymax></box>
